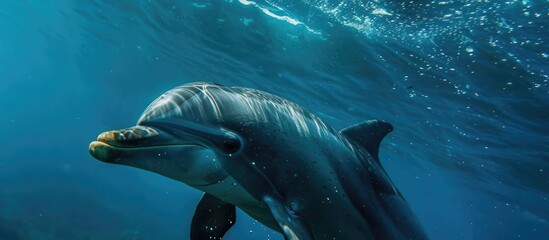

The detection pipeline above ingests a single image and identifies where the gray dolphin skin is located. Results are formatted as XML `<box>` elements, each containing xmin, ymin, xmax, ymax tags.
<box><xmin>89</xmin><ymin>82</ymin><xmax>428</xmax><ymax>240</ymax></box>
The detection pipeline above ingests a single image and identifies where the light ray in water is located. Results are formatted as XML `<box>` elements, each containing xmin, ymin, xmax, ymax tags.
<box><xmin>238</xmin><ymin>0</ymin><xmax>322</xmax><ymax>35</ymax></box>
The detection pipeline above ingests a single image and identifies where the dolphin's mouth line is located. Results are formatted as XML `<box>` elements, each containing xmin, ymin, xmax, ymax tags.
<box><xmin>93</xmin><ymin>139</ymin><xmax>202</xmax><ymax>150</ymax></box>
<box><xmin>89</xmin><ymin>140</ymin><xmax>205</xmax><ymax>164</ymax></box>
<box><xmin>93</xmin><ymin>125</ymin><xmax>207</xmax><ymax>150</ymax></box>
<box><xmin>141</xmin><ymin>118</ymin><xmax>243</xmax><ymax>155</ymax></box>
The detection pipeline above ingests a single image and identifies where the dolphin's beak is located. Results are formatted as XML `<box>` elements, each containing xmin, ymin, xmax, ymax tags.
<box><xmin>89</xmin><ymin>125</ymin><xmax>195</xmax><ymax>163</ymax></box>
<box><xmin>89</xmin><ymin>125</ymin><xmax>228</xmax><ymax>186</ymax></box>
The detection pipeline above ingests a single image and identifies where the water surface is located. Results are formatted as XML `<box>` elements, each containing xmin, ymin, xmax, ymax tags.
<box><xmin>0</xmin><ymin>0</ymin><xmax>547</xmax><ymax>239</ymax></box>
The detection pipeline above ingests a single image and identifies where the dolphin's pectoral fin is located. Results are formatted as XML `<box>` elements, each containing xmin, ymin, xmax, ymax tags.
<box><xmin>263</xmin><ymin>195</ymin><xmax>313</xmax><ymax>240</ymax></box>
<box><xmin>340</xmin><ymin>120</ymin><xmax>393</xmax><ymax>162</ymax></box>
<box><xmin>191</xmin><ymin>193</ymin><xmax>236</xmax><ymax>240</ymax></box>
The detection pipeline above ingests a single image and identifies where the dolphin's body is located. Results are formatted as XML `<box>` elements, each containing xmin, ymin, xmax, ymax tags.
<box><xmin>89</xmin><ymin>82</ymin><xmax>427</xmax><ymax>240</ymax></box>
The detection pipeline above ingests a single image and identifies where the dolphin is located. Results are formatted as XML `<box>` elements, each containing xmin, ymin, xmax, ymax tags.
<box><xmin>89</xmin><ymin>82</ymin><xmax>427</xmax><ymax>240</ymax></box>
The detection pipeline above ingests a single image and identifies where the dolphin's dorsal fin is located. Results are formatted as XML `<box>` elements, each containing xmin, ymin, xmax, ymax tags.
<box><xmin>340</xmin><ymin>120</ymin><xmax>393</xmax><ymax>163</ymax></box>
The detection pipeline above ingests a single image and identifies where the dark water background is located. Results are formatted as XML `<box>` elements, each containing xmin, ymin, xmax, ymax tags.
<box><xmin>1</xmin><ymin>0</ymin><xmax>547</xmax><ymax>239</ymax></box>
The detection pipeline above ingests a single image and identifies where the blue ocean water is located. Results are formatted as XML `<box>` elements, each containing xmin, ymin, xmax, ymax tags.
<box><xmin>0</xmin><ymin>0</ymin><xmax>547</xmax><ymax>239</ymax></box>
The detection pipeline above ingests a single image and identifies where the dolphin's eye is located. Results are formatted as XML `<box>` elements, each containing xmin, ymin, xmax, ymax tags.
<box><xmin>221</xmin><ymin>137</ymin><xmax>241</xmax><ymax>154</ymax></box>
